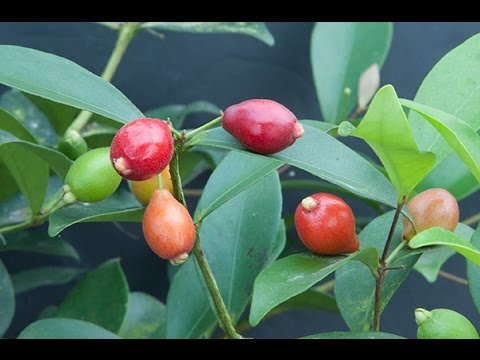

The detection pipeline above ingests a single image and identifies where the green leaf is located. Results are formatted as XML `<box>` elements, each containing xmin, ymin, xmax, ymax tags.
<box><xmin>119</xmin><ymin>292</ymin><xmax>166</xmax><ymax>339</ymax></box>
<box><xmin>347</xmin><ymin>86</ymin><xmax>435</xmax><ymax>197</ymax></box>
<box><xmin>335</xmin><ymin>211</ymin><xmax>420</xmax><ymax>332</ymax></box>
<box><xmin>409</xmin><ymin>227</ymin><xmax>480</xmax><ymax>267</ymax></box>
<box><xmin>414</xmin><ymin>223</ymin><xmax>474</xmax><ymax>283</ymax></box>
<box><xmin>55</xmin><ymin>259</ymin><xmax>129</xmax><ymax>333</ymax></box>
<box><xmin>11</xmin><ymin>266</ymin><xmax>83</xmax><ymax>295</ymax></box>
<box><xmin>0</xmin><ymin>89</ymin><xmax>57</xmax><ymax>146</ymax></box>
<box><xmin>48</xmin><ymin>190</ymin><xmax>144</xmax><ymax>237</ymax></box>
<box><xmin>277</xmin><ymin>288</ymin><xmax>339</xmax><ymax>314</ymax></box>
<box><xmin>0</xmin><ymin>45</ymin><xmax>143</xmax><ymax>124</ymax></box>
<box><xmin>0</xmin><ymin>259</ymin><xmax>14</xmax><ymax>337</ymax></box>
<box><xmin>18</xmin><ymin>318</ymin><xmax>121</xmax><ymax>339</ymax></box>
<box><xmin>193</xmin><ymin>122</ymin><xmax>398</xmax><ymax>208</ymax></box>
<box><xmin>300</xmin><ymin>120</ymin><xmax>338</xmax><ymax>133</ymax></box>
<box><xmin>38</xmin><ymin>305</ymin><xmax>58</xmax><ymax>320</ymax></box>
<box><xmin>401</xmin><ymin>99</ymin><xmax>480</xmax><ymax>184</ymax></box>
<box><xmin>467</xmin><ymin>228</ymin><xmax>480</xmax><ymax>314</ymax></box>
<box><xmin>179</xmin><ymin>151</ymin><xmax>210</xmax><ymax>186</ymax></box>
<box><xmin>0</xmin><ymin>107</ymin><xmax>36</xmax><ymax>142</ymax></box>
<box><xmin>141</xmin><ymin>22</ymin><xmax>274</xmax><ymax>46</ymax></box>
<box><xmin>0</xmin><ymin>130</ymin><xmax>49</xmax><ymax>216</ymax></box>
<box><xmin>303</xmin><ymin>331</ymin><xmax>405</xmax><ymax>339</ymax></box>
<box><xmin>145</xmin><ymin>101</ymin><xmax>221</xmax><ymax>129</ymax></box>
<box><xmin>195</xmin><ymin>151</ymin><xmax>281</xmax><ymax>221</ymax></box>
<box><xmin>249</xmin><ymin>248</ymin><xmax>378</xmax><ymax>327</ymax></box>
<box><xmin>167</xmin><ymin>171</ymin><xmax>282</xmax><ymax>338</ymax></box>
<box><xmin>310</xmin><ymin>22</ymin><xmax>392</xmax><ymax>123</ymax></box>
<box><xmin>409</xmin><ymin>33</ymin><xmax>480</xmax><ymax>198</ymax></box>
<box><xmin>82</xmin><ymin>122</ymin><xmax>119</xmax><ymax>148</ymax></box>
<box><xmin>0</xmin><ymin>230</ymin><xmax>79</xmax><ymax>260</ymax></box>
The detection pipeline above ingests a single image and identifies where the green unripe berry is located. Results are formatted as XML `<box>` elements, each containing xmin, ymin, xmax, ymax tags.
<box><xmin>58</xmin><ymin>130</ymin><xmax>88</xmax><ymax>160</ymax></box>
<box><xmin>65</xmin><ymin>147</ymin><xmax>121</xmax><ymax>203</ymax></box>
<box><xmin>415</xmin><ymin>308</ymin><xmax>479</xmax><ymax>339</ymax></box>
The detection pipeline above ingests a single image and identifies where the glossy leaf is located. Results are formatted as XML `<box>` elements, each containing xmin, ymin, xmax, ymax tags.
<box><xmin>414</xmin><ymin>223</ymin><xmax>474</xmax><ymax>283</ymax></box>
<box><xmin>409</xmin><ymin>33</ymin><xmax>480</xmax><ymax>197</ymax></box>
<box><xmin>249</xmin><ymin>248</ymin><xmax>378</xmax><ymax>327</ymax></box>
<box><xmin>48</xmin><ymin>190</ymin><xmax>144</xmax><ymax>237</ymax></box>
<box><xmin>0</xmin><ymin>260</ymin><xmax>14</xmax><ymax>337</ymax></box>
<box><xmin>179</xmin><ymin>151</ymin><xmax>210</xmax><ymax>186</ymax></box>
<box><xmin>0</xmin><ymin>107</ymin><xmax>36</xmax><ymax>142</ymax></box>
<box><xmin>0</xmin><ymin>45</ymin><xmax>143</xmax><ymax>124</ymax></box>
<box><xmin>38</xmin><ymin>305</ymin><xmax>58</xmax><ymax>320</ymax></box>
<box><xmin>167</xmin><ymin>172</ymin><xmax>281</xmax><ymax>338</ymax></box>
<box><xmin>141</xmin><ymin>22</ymin><xmax>274</xmax><ymax>46</ymax></box>
<box><xmin>401</xmin><ymin>99</ymin><xmax>480</xmax><ymax>183</ymax></box>
<box><xmin>0</xmin><ymin>230</ymin><xmax>79</xmax><ymax>260</ymax></box>
<box><xmin>119</xmin><ymin>292</ymin><xmax>166</xmax><ymax>339</ymax></box>
<box><xmin>409</xmin><ymin>227</ymin><xmax>480</xmax><ymax>267</ymax></box>
<box><xmin>11</xmin><ymin>266</ymin><xmax>83</xmax><ymax>295</ymax></box>
<box><xmin>467</xmin><ymin>228</ymin><xmax>480</xmax><ymax>314</ymax></box>
<box><xmin>195</xmin><ymin>151</ymin><xmax>281</xmax><ymax>221</ymax></box>
<box><xmin>335</xmin><ymin>211</ymin><xmax>420</xmax><ymax>331</ymax></box>
<box><xmin>145</xmin><ymin>101</ymin><xmax>220</xmax><ymax>129</ymax></box>
<box><xmin>277</xmin><ymin>288</ymin><xmax>339</xmax><ymax>314</ymax></box>
<box><xmin>18</xmin><ymin>318</ymin><xmax>121</xmax><ymax>339</ymax></box>
<box><xmin>303</xmin><ymin>331</ymin><xmax>404</xmax><ymax>339</ymax></box>
<box><xmin>55</xmin><ymin>259</ymin><xmax>129</xmax><ymax>333</ymax></box>
<box><xmin>347</xmin><ymin>85</ymin><xmax>435</xmax><ymax>197</ymax></box>
<box><xmin>193</xmin><ymin>122</ymin><xmax>398</xmax><ymax>208</ymax></box>
<box><xmin>311</xmin><ymin>22</ymin><xmax>392</xmax><ymax>123</ymax></box>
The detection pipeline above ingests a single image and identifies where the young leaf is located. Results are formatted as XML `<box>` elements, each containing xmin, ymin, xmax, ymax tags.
<box><xmin>335</xmin><ymin>211</ymin><xmax>420</xmax><ymax>332</ymax></box>
<box><xmin>346</xmin><ymin>85</ymin><xmax>435</xmax><ymax>197</ymax></box>
<box><xmin>409</xmin><ymin>33</ymin><xmax>480</xmax><ymax>197</ymax></box>
<box><xmin>119</xmin><ymin>292</ymin><xmax>166</xmax><ymax>339</ymax></box>
<box><xmin>55</xmin><ymin>258</ymin><xmax>129</xmax><ymax>333</ymax></box>
<box><xmin>467</xmin><ymin>228</ymin><xmax>480</xmax><ymax>314</ymax></box>
<box><xmin>249</xmin><ymin>247</ymin><xmax>378</xmax><ymax>327</ymax></box>
<box><xmin>18</xmin><ymin>318</ymin><xmax>121</xmax><ymax>339</ymax></box>
<box><xmin>11</xmin><ymin>266</ymin><xmax>83</xmax><ymax>295</ymax></box>
<box><xmin>193</xmin><ymin>122</ymin><xmax>398</xmax><ymax>209</ymax></box>
<box><xmin>48</xmin><ymin>190</ymin><xmax>144</xmax><ymax>237</ymax></box>
<box><xmin>0</xmin><ymin>46</ymin><xmax>143</xmax><ymax>124</ymax></box>
<box><xmin>0</xmin><ymin>260</ymin><xmax>14</xmax><ymax>337</ymax></box>
<box><xmin>302</xmin><ymin>331</ymin><xmax>404</xmax><ymax>339</ymax></box>
<box><xmin>401</xmin><ymin>99</ymin><xmax>480</xmax><ymax>183</ymax></box>
<box><xmin>414</xmin><ymin>223</ymin><xmax>474</xmax><ymax>283</ymax></box>
<box><xmin>141</xmin><ymin>22</ymin><xmax>274</xmax><ymax>46</ymax></box>
<box><xmin>0</xmin><ymin>107</ymin><xmax>36</xmax><ymax>143</ymax></box>
<box><xmin>311</xmin><ymin>22</ymin><xmax>392</xmax><ymax>123</ymax></box>
<box><xmin>409</xmin><ymin>227</ymin><xmax>480</xmax><ymax>267</ymax></box>
<box><xmin>166</xmin><ymin>172</ymin><xmax>281</xmax><ymax>338</ymax></box>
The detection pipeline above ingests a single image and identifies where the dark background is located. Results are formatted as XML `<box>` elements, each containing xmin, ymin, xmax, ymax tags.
<box><xmin>1</xmin><ymin>22</ymin><xmax>480</xmax><ymax>339</ymax></box>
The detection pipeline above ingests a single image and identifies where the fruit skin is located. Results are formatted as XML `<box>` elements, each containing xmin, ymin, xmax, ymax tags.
<box><xmin>222</xmin><ymin>99</ymin><xmax>304</xmax><ymax>155</ymax></box>
<box><xmin>65</xmin><ymin>147</ymin><xmax>122</xmax><ymax>203</ymax></box>
<box><xmin>131</xmin><ymin>165</ymin><xmax>174</xmax><ymax>206</ymax></box>
<box><xmin>142</xmin><ymin>189</ymin><xmax>195</xmax><ymax>265</ymax></box>
<box><xmin>294</xmin><ymin>193</ymin><xmax>359</xmax><ymax>255</ymax></box>
<box><xmin>110</xmin><ymin>118</ymin><xmax>174</xmax><ymax>181</ymax></box>
<box><xmin>402</xmin><ymin>188</ymin><xmax>459</xmax><ymax>241</ymax></box>
<box><xmin>415</xmin><ymin>308</ymin><xmax>479</xmax><ymax>339</ymax></box>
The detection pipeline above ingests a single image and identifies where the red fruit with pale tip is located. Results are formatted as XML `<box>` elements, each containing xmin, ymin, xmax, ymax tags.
<box><xmin>110</xmin><ymin>118</ymin><xmax>174</xmax><ymax>181</ymax></box>
<box><xmin>294</xmin><ymin>193</ymin><xmax>359</xmax><ymax>255</ymax></box>
<box><xmin>222</xmin><ymin>99</ymin><xmax>304</xmax><ymax>155</ymax></box>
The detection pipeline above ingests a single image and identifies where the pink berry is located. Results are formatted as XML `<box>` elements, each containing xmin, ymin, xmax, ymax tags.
<box><xmin>110</xmin><ymin>118</ymin><xmax>174</xmax><ymax>181</ymax></box>
<box><xmin>222</xmin><ymin>99</ymin><xmax>304</xmax><ymax>155</ymax></box>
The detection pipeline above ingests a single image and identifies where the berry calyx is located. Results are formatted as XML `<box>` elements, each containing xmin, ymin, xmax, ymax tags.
<box><xmin>222</xmin><ymin>99</ymin><xmax>304</xmax><ymax>155</ymax></box>
<box><xmin>110</xmin><ymin>118</ymin><xmax>174</xmax><ymax>181</ymax></box>
<box><xmin>402</xmin><ymin>188</ymin><xmax>459</xmax><ymax>241</ymax></box>
<box><xmin>294</xmin><ymin>193</ymin><xmax>359</xmax><ymax>255</ymax></box>
<box><xmin>142</xmin><ymin>189</ymin><xmax>195</xmax><ymax>265</ymax></box>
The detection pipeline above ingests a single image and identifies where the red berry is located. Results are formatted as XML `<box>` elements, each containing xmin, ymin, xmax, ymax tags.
<box><xmin>294</xmin><ymin>193</ymin><xmax>359</xmax><ymax>255</ymax></box>
<box><xmin>222</xmin><ymin>99</ymin><xmax>304</xmax><ymax>155</ymax></box>
<box><xmin>110</xmin><ymin>118</ymin><xmax>174</xmax><ymax>181</ymax></box>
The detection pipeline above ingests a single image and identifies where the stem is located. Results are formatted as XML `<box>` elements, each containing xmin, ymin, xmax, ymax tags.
<box><xmin>372</xmin><ymin>195</ymin><xmax>406</xmax><ymax>332</ymax></box>
<box><xmin>169</xmin><ymin>146</ymin><xmax>242</xmax><ymax>339</ymax></box>
<box><xmin>462</xmin><ymin>212</ymin><xmax>480</xmax><ymax>226</ymax></box>
<box><xmin>65</xmin><ymin>22</ymin><xmax>140</xmax><ymax>135</ymax></box>
<box><xmin>0</xmin><ymin>220</ymin><xmax>33</xmax><ymax>235</ymax></box>
<box><xmin>438</xmin><ymin>270</ymin><xmax>468</xmax><ymax>286</ymax></box>
<box><xmin>185</xmin><ymin>115</ymin><xmax>223</xmax><ymax>140</ymax></box>
<box><xmin>385</xmin><ymin>240</ymin><xmax>407</xmax><ymax>264</ymax></box>
<box><xmin>184</xmin><ymin>189</ymin><xmax>203</xmax><ymax>197</ymax></box>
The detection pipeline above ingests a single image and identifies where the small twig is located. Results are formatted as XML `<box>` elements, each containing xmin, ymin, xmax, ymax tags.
<box><xmin>438</xmin><ymin>270</ymin><xmax>468</xmax><ymax>286</ymax></box>
<box><xmin>184</xmin><ymin>189</ymin><xmax>203</xmax><ymax>197</ymax></box>
<box><xmin>146</xmin><ymin>28</ymin><xmax>165</xmax><ymax>39</ymax></box>
<box><xmin>112</xmin><ymin>222</ymin><xmax>139</xmax><ymax>240</ymax></box>
<box><xmin>461</xmin><ymin>212</ymin><xmax>480</xmax><ymax>226</ymax></box>
<box><xmin>277</xmin><ymin>164</ymin><xmax>291</xmax><ymax>175</ymax></box>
